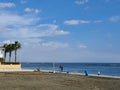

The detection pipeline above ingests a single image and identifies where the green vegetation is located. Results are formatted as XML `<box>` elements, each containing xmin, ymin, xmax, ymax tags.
<box><xmin>1</xmin><ymin>62</ymin><xmax>20</xmax><ymax>64</ymax></box>
<box><xmin>14</xmin><ymin>41</ymin><xmax>21</xmax><ymax>62</ymax></box>
<box><xmin>0</xmin><ymin>58</ymin><xmax>4</xmax><ymax>62</ymax></box>
<box><xmin>3</xmin><ymin>41</ymin><xmax>21</xmax><ymax>63</ymax></box>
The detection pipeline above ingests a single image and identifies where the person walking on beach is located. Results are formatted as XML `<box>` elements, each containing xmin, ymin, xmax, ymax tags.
<box><xmin>59</xmin><ymin>65</ymin><xmax>63</xmax><ymax>72</ymax></box>
<box><xmin>98</xmin><ymin>71</ymin><xmax>101</xmax><ymax>76</ymax></box>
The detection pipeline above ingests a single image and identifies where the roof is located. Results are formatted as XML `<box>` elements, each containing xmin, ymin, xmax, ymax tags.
<box><xmin>0</xmin><ymin>46</ymin><xmax>5</xmax><ymax>50</ymax></box>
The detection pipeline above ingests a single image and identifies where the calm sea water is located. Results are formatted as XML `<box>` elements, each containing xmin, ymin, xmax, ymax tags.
<box><xmin>21</xmin><ymin>63</ymin><xmax>120</xmax><ymax>76</ymax></box>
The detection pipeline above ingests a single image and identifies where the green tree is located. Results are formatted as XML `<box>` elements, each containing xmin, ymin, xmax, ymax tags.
<box><xmin>3</xmin><ymin>44</ymin><xmax>9</xmax><ymax>62</ymax></box>
<box><xmin>3</xmin><ymin>41</ymin><xmax>21</xmax><ymax>63</ymax></box>
<box><xmin>7</xmin><ymin>44</ymin><xmax>14</xmax><ymax>62</ymax></box>
<box><xmin>14</xmin><ymin>41</ymin><xmax>21</xmax><ymax>63</ymax></box>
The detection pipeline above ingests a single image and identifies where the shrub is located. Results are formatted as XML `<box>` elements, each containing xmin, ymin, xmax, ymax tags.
<box><xmin>0</xmin><ymin>58</ymin><xmax>4</xmax><ymax>62</ymax></box>
<box><xmin>1</xmin><ymin>62</ymin><xmax>20</xmax><ymax>64</ymax></box>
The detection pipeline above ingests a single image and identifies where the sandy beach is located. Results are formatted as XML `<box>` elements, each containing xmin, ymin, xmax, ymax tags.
<box><xmin>0</xmin><ymin>71</ymin><xmax>120</xmax><ymax>90</ymax></box>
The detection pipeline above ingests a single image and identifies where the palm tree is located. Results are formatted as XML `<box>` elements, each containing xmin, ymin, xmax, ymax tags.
<box><xmin>7</xmin><ymin>44</ymin><xmax>14</xmax><ymax>62</ymax></box>
<box><xmin>3</xmin><ymin>44</ymin><xmax>9</xmax><ymax>62</ymax></box>
<box><xmin>3</xmin><ymin>41</ymin><xmax>21</xmax><ymax>63</ymax></box>
<box><xmin>14</xmin><ymin>41</ymin><xmax>21</xmax><ymax>63</ymax></box>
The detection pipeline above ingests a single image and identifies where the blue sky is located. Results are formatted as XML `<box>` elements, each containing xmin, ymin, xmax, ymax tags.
<box><xmin>0</xmin><ymin>0</ymin><xmax>120</xmax><ymax>62</ymax></box>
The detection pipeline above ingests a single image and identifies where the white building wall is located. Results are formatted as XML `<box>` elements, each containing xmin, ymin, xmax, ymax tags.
<box><xmin>0</xmin><ymin>51</ymin><xmax>3</xmax><ymax>58</ymax></box>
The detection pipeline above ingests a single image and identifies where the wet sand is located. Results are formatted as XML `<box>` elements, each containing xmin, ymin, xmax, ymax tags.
<box><xmin>0</xmin><ymin>71</ymin><xmax>120</xmax><ymax>90</ymax></box>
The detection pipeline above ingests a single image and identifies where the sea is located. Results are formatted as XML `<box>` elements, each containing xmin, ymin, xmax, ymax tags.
<box><xmin>21</xmin><ymin>63</ymin><xmax>120</xmax><ymax>76</ymax></box>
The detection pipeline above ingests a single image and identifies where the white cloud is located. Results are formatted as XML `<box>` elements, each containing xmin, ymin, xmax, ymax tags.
<box><xmin>78</xmin><ymin>44</ymin><xmax>88</xmax><ymax>49</ymax></box>
<box><xmin>0</xmin><ymin>3</ymin><xmax>15</xmax><ymax>8</ymax></box>
<box><xmin>24</xmin><ymin>8</ymin><xmax>32</xmax><ymax>12</ymax></box>
<box><xmin>64</xmin><ymin>20</ymin><xmax>90</xmax><ymax>25</ymax></box>
<box><xmin>64</xmin><ymin>20</ymin><xmax>80</xmax><ymax>25</ymax></box>
<box><xmin>0</xmin><ymin>24</ymin><xmax>69</xmax><ymax>39</ymax></box>
<box><xmin>2</xmin><ymin>40</ymin><xmax>14</xmax><ymax>44</ymax></box>
<box><xmin>40</xmin><ymin>42</ymin><xmax>69</xmax><ymax>48</ymax></box>
<box><xmin>42</xmin><ymin>29</ymin><xmax>69</xmax><ymax>36</ymax></box>
<box><xmin>35</xmin><ymin>9</ymin><xmax>40</xmax><ymax>14</ymax></box>
<box><xmin>64</xmin><ymin>19</ymin><xmax>104</xmax><ymax>25</ymax></box>
<box><xmin>24</xmin><ymin>8</ymin><xmax>40</xmax><ymax>14</ymax></box>
<box><xmin>0</xmin><ymin>12</ymin><xmax>40</xmax><ymax>28</ymax></box>
<box><xmin>36</xmin><ymin>24</ymin><xmax>70</xmax><ymax>36</ymax></box>
<box><xmin>0</xmin><ymin>11</ymin><xmax>69</xmax><ymax>46</ymax></box>
<box><xmin>109</xmin><ymin>16</ymin><xmax>120</xmax><ymax>22</ymax></box>
<box><xmin>22</xmin><ymin>38</ymin><xmax>43</xmax><ymax>46</ymax></box>
<box><xmin>75</xmin><ymin>0</ymin><xmax>88</xmax><ymax>5</ymax></box>
<box><xmin>79</xmin><ymin>20</ymin><xmax>90</xmax><ymax>24</ymax></box>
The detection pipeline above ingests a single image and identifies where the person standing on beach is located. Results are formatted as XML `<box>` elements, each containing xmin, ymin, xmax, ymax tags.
<box><xmin>59</xmin><ymin>65</ymin><xmax>63</xmax><ymax>72</ymax></box>
<box><xmin>98</xmin><ymin>71</ymin><xmax>101</xmax><ymax>76</ymax></box>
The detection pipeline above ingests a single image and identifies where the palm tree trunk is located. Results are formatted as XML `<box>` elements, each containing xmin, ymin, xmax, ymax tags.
<box><xmin>9</xmin><ymin>53</ymin><xmax>10</xmax><ymax>62</ymax></box>
<box><xmin>9</xmin><ymin>51</ymin><xmax>12</xmax><ymax>62</ymax></box>
<box><xmin>15</xmin><ymin>49</ymin><xmax>17</xmax><ymax>63</ymax></box>
<box><xmin>4</xmin><ymin>51</ymin><xmax>6</xmax><ymax>62</ymax></box>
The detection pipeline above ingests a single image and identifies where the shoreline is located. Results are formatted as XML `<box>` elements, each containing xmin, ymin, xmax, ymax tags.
<box><xmin>0</xmin><ymin>68</ymin><xmax>120</xmax><ymax>79</ymax></box>
<box><xmin>34</xmin><ymin>69</ymin><xmax>120</xmax><ymax>79</ymax></box>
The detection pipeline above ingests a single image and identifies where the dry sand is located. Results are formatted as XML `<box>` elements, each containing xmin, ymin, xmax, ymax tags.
<box><xmin>0</xmin><ymin>71</ymin><xmax>120</xmax><ymax>90</ymax></box>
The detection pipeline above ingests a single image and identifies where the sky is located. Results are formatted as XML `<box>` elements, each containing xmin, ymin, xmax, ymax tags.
<box><xmin>0</xmin><ymin>0</ymin><xmax>120</xmax><ymax>62</ymax></box>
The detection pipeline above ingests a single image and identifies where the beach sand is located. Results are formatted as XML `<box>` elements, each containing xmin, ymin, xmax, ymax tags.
<box><xmin>0</xmin><ymin>71</ymin><xmax>120</xmax><ymax>90</ymax></box>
